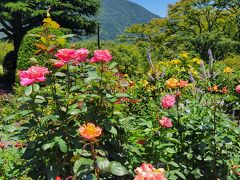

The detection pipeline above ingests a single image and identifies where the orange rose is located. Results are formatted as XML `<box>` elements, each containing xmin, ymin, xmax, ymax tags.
<box><xmin>179</xmin><ymin>80</ymin><xmax>188</xmax><ymax>88</ymax></box>
<box><xmin>79</xmin><ymin>123</ymin><xmax>102</xmax><ymax>140</ymax></box>
<box><xmin>212</xmin><ymin>85</ymin><xmax>218</xmax><ymax>92</ymax></box>
<box><xmin>166</xmin><ymin>78</ymin><xmax>179</xmax><ymax>89</ymax></box>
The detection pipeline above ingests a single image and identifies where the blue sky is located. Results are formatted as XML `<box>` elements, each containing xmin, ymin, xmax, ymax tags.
<box><xmin>129</xmin><ymin>0</ymin><xmax>179</xmax><ymax>17</ymax></box>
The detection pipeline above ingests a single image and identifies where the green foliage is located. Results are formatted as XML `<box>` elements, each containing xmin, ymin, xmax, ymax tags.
<box><xmin>216</xmin><ymin>55</ymin><xmax>240</xmax><ymax>70</ymax></box>
<box><xmin>17</xmin><ymin>26</ymin><xmax>70</xmax><ymax>70</ymax></box>
<box><xmin>0</xmin><ymin>65</ymin><xmax>3</xmax><ymax>76</ymax></box>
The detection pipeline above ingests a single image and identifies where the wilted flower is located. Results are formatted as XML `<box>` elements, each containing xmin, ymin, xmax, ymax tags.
<box><xmin>161</xmin><ymin>94</ymin><xmax>176</xmax><ymax>109</ymax></box>
<box><xmin>90</xmin><ymin>50</ymin><xmax>112</xmax><ymax>63</ymax></box>
<box><xmin>134</xmin><ymin>163</ymin><xmax>166</xmax><ymax>180</ymax></box>
<box><xmin>79</xmin><ymin>123</ymin><xmax>102</xmax><ymax>140</ymax></box>
<box><xmin>221</xmin><ymin>86</ymin><xmax>228</xmax><ymax>94</ymax></box>
<box><xmin>224</xmin><ymin>67</ymin><xmax>233</xmax><ymax>73</ymax></box>
<box><xmin>19</xmin><ymin>66</ymin><xmax>49</xmax><ymax>86</ymax></box>
<box><xmin>55</xmin><ymin>49</ymin><xmax>76</xmax><ymax>62</ymax></box>
<box><xmin>166</xmin><ymin>78</ymin><xmax>179</xmax><ymax>89</ymax></box>
<box><xmin>236</xmin><ymin>85</ymin><xmax>240</xmax><ymax>94</ymax></box>
<box><xmin>159</xmin><ymin>116</ymin><xmax>173</xmax><ymax>128</ymax></box>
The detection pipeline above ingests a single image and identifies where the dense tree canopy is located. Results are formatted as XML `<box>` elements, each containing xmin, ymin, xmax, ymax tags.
<box><xmin>0</xmin><ymin>0</ymin><xmax>100</xmax><ymax>50</ymax></box>
<box><xmin>123</xmin><ymin>0</ymin><xmax>240</xmax><ymax>60</ymax></box>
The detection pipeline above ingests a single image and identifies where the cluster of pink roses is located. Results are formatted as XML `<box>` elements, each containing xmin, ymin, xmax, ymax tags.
<box><xmin>19</xmin><ymin>49</ymin><xmax>113</xmax><ymax>86</ymax></box>
<box><xmin>158</xmin><ymin>94</ymin><xmax>176</xmax><ymax>128</ymax></box>
<box><xmin>54</xmin><ymin>48</ymin><xmax>112</xmax><ymax>67</ymax></box>
<box><xmin>54</xmin><ymin>48</ymin><xmax>89</xmax><ymax>67</ymax></box>
<box><xmin>134</xmin><ymin>163</ymin><xmax>166</xmax><ymax>180</ymax></box>
<box><xmin>19</xmin><ymin>66</ymin><xmax>49</xmax><ymax>86</ymax></box>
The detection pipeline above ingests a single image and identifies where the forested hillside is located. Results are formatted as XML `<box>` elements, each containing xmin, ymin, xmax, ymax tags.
<box><xmin>99</xmin><ymin>0</ymin><xmax>159</xmax><ymax>39</ymax></box>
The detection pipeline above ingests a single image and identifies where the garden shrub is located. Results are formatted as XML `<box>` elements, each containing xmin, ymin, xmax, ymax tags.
<box><xmin>0</xmin><ymin>65</ymin><xmax>3</xmax><ymax>76</ymax></box>
<box><xmin>17</xmin><ymin>26</ymin><xmax>70</xmax><ymax>70</ymax></box>
<box><xmin>216</xmin><ymin>55</ymin><xmax>240</xmax><ymax>70</ymax></box>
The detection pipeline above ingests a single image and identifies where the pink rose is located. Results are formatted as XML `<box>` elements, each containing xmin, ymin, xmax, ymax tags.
<box><xmin>19</xmin><ymin>66</ymin><xmax>49</xmax><ymax>86</ymax></box>
<box><xmin>134</xmin><ymin>163</ymin><xmax>166</xmax><ymax>180</ymax></box>
<box><xmin>236</xmin><ymin>85</ymin><xmax>240</xmax><ymax>94</ymax></box>
<box><xmin>53</xmin><ymin>60</ymin><xmax>65</xmax><ymax>68</ymax></box>
<box><xmin>75</xmin><ymin>48</ymin><xmax>89</xmax><ymax>62</ymax></box>
<box><xmin>159</xmin><ymin>116</ymin><xmax>173</xmax><ymax>128</ymax></box>
<box><xmin>55</xmin><ymin>49</ymin><xmax>76</xmax><ymax>62</ymax></box>
<box><xmin>90</xmin><ymin>50</ymin><xmax>112</xmax><ymax>63</ymax></box>
<box><xmin>161</xmin><ymin>94</ymin><xmax>176</xmax><ymax>109</ymax></box>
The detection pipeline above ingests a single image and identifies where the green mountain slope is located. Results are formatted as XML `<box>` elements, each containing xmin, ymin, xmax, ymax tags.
<box><xmin>99</xmin><ymin>0</ymin><xmax>160</xmax><ymax>39</ymax></box>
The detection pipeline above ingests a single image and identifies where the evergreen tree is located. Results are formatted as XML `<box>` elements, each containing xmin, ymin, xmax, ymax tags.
<box><xmin>0</xmin><ymin>0</ymin><xmax>100</xmax><ymax>83</ymax></box>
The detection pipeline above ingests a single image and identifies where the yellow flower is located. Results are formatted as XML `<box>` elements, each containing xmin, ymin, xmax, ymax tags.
<box><xmin>180</xmin><ymin>52</ymin><xmax>189</xmax><ymax>58</ymax></box>
<box><xmin>192</xmin><ymin>58</ymin><xmax>203</xmax><ymax>65</ymax></box>
<box><xmin>139</xmin><ymin>79</ymin><xmax>149</xmax><ymax>87</ymax></box>
<box><xmin>170</xmin><ymin>59</ymin><xmax>181</xmax><ymax>65</ymax></box>
<box><xmin>166</xmin><ymin>78</ymin><xmax>179</xmax><ymax>89</ymax></box>
<box><xmin>224</xmin><ymin>67</ymin><xmax>233</xmax><ymax>73</ymax></box>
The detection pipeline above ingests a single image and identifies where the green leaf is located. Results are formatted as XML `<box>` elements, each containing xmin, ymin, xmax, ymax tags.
<box><xmin>110</xmin><ymin>162</ymin><xmax>129</xmax><ymax>176</ymax></box>
<box><xmin>55</xmin><ymin>137</ymin><xmax>67</xmax><ymax>153</ymax></box>
<box><xmin>97</xmin><ymin>157</ymin><xmax>111</xmax><ymax>172</ymax></box>
<box><xmin>61</xmin><ymin>34</ymin><xmax>76</xmax><ymax>38</ymax></box>
<box><xmin>35</xmin><ymin>95</ymin><xmax>46</xmax><ymax>103</ymax></box>
<box><xmin>68</xmin><ymin>109</ymin><xmax>81</xmax><ymax>115</ymax></box>
<box><xmin>32</xmin><ymin>84</ymin><xmax>40</xmax><ymax>92</ymax></box>
<box><xmin>24</xmin><ymin>85</ymin><xmax>32</xmax><ymax>96</ymax></box>
<box><xmin>18</xmin><ymin>110</ymin><xmax>32</xmax><ymax>116</ymax></box>
<box><xmin>42</xmin><ymin>142</ymin><xmax>56</xmax><ymax>151</ymax></box>
<box><xmin>3</xmin><ymin>125</ymin><xmax>17</xmax><ymax>132</ymax></box>
<box><xmin>105</xmin><ymin>125</ymin><xmax>118</xmax><ymax>135</ymax></box>
<box><xmin>175</xmin><ymin>171</ymin><xmax>186</xmax><ymax>180</ymax></box>
<box><xmin>169</xmin><ymin>161</ymin><xmax>179</xmax><ymax>168</ymax></box>
<box><xmin>165</xmin><ymin>148</ymin><xmax>176</xmax><ymax>154</ymax></box>
<box><xmin>3</xmin><ymin>114</ymin><xmax>17</xmax><ymax>121</ymax></box>
<box><xmin>54</xmin><ymin>72</ymin><xmax>66</xmax><ymax>77</ymax></box>
<box><xmin>115</xmin><ymin>93</ymin><xmax>129</xmax><ymax>98</ymax></box>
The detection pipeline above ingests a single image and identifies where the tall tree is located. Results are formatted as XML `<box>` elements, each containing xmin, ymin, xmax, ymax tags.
<box><xmin>0</xmin><ymin>0</ymin><xmax>100</xmax><ymax>62</ymax></box>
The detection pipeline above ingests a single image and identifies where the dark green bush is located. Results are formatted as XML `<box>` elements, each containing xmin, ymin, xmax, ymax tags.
<box><xmin>17</xmin><ymin>27</ymin><xmax>70</xmax><ymax>70</ymax></box>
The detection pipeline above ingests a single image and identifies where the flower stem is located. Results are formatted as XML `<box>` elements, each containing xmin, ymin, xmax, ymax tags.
<box><xmin>90</xmin><ymin>142</ymin><xmax>100</xmax><ymax>180</ymax></box>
